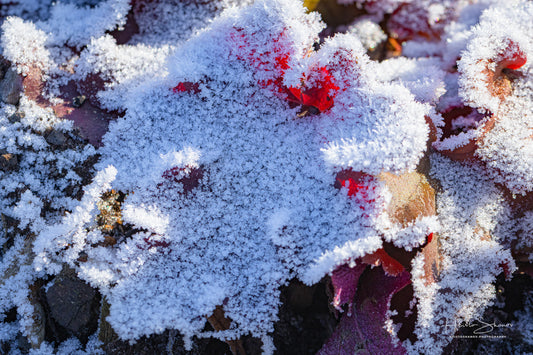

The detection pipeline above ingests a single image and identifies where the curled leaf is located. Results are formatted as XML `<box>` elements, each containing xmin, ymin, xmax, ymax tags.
<box><xmin>361</xmin><ymin>249</ymin><xmax>405</xmax><ymax>277</ymax></box>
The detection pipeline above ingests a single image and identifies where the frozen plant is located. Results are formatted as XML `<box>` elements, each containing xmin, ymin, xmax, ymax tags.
<box><xmin>0</xmin><ymin>0</ymin><xmax>531</xmax><ymax>354</ymax></box>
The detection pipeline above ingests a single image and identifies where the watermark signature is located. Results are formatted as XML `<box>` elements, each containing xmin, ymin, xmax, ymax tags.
<box><xmin>445</xmin><ymin>318</ymin><xmax>513</xmax><ymax>338</ymax></box>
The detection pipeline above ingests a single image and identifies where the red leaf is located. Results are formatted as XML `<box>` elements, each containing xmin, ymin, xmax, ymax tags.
<box><xmin>387</xmin><ymin>3</ymin><xmax>443</xmax><ymax>42</ymax></box>
<box><xmin>499</xmin><ymin>260</ymin><xmax>513</xmax><ymax>281</ymax></box>
<box><xmin>159</xmin><ymin>166</ymin><xmax>203</xmax><ymax>194</ymax></box>
<box><xmin>500</xmin><ymin>40</ymin><xmax>527</xmax><ymax>70</ymax></box>
<box><xmin>300</xmin><ymin>66</ymin><xmax>339</xmax><ymax>112</ymax></box>
<box><xmin>172</xmin><ymin>82</ymin><xmax>201</xmax><ymax>94</ymax></box>
<box><xmin>228</xmin><ymin>28</ymin><xmax>338</xmax><ymax>113</ymax></box>
<box><xmin>334</xmin><ymin>169</ymin><xmax>376</xmax><ymax>210</ymax></box>
<box><xmin>361</xmin><ymin>248</ymin><xmax>405</xmax><ymax>277</ymax></box>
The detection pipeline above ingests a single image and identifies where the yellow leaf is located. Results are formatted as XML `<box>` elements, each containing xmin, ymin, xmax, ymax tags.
<box><xmin>303</xmin><ymin>0</ymin><xmax>321</xmax><ymax>12</ymax></box>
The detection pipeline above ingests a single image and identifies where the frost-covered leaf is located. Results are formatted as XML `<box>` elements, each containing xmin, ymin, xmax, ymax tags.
<box><xmin>407</xmin><ymin>155</ymin><xmax>516</xmax><ymax>354</ymax></box>
<box><xmin>435</xmin><ymin>0</ymin><xmax>533</xmax><ymax>194</ymax></box>
<box><xmin>3</xmin><ymin>0</ymin><xmax>531</xmax><ymax>353</ymax></box>
<box><xmin>31</xmin><ymin>0</ymin><xmax>432</xmax><ymax>345</ymax></box>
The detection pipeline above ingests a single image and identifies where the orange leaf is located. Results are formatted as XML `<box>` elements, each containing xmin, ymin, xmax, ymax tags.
<box><xmin>362</xmin><ymin>248</ymin><xmax>405</xmax><ymax>277</ymax></box>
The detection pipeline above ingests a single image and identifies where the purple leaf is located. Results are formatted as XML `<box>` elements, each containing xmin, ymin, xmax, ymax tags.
<box><xmin>319</xmin><ymin>267</ymin><xmax>411</xmax><ymax>355</ymax></box>
<box><xmin>22</xmin><ymin>67</ymin><xmax>113</xmax><ymax>147</ymax></box>
<box><xmin>330</xmin><ymin>263</ymin><xmax>367</xmax><ymax>312</ymax></box>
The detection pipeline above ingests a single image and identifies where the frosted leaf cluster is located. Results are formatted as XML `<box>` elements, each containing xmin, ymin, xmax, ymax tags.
<box><xmin>0</xmin><ymin>0</ymin><xmax>531</xmax><ymax>353</ymax></box>
<box><xmin>32</xmin><ymin>0</ymin><xmax>431</xmax><ymax>343</ymax></box>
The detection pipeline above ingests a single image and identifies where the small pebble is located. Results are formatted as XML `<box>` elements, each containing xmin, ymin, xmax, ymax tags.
<box><xmin>72</xmin><ymin>95</ymin><xmax>86</xmax><ymax>108</ymax></box>
<box><xmin>45</xmin><ymin>130</ymin><xmax>67</xmax><ymax>146</ymax></box>
<box><xmin>0</xmin><ymin>69</ymin><xmax>23</xmax><ymax>105</ymax></box>
<box><xmin>7</xmin><ymin>111</ymin><xmax>25</xmax><ymax>123</ymax></box>
<box><xmin>0</xmin><ymin>150</ymin><xmax>18</xmax><ymax>171</ymax></box>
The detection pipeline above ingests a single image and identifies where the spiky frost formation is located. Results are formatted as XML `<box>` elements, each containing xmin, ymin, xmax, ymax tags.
<box><xmin>0</xmin><ymin>98</ymin><xmax>97</xmax><ymax>347</ymax></box>
<box><xmin>33</xmin><ymin>0</ymin><xmax>431</xmax><ymax>343</ymax></box>
<box><xmin>1</xmin><ymin>0</ymin><xmax>531</xmax><ymax>353</ymax></box>
<box><xmin>406</xmin><ymin>155</ymin><xmax>515</xmax><ymax>354</ymax></box>
<box><xmin>457</xmin><ymin>0</ymin><xmax>533</xmax><ymax>194</ymax></box>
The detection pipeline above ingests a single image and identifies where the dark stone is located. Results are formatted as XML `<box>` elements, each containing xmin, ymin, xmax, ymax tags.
<box><xmin>16</xmin><ymin>332</ymin><xmax>31</xmax><ymax>353</ymax></box>
<box><xmin>0</xmin><ymin>58</ymin><xmax>10</xmax><ymax>81</ymax></box>
<box><xmin>77</xmin><ymin>251</ymin><xmax>88</xmax><ymax>263</ymax></box>
<box><xmin>242</xmin><ymin>335</ymin><xmax>263</xmax><ymax>355</ymax></box>
<box><xmin>0</xmin><ymin>149</ymin><xmax>18</xmax><ymax>171</ymax></box>
<box><xmin>102</xmin><ymin>329</ymin><xmax>232</xmax><ymax>355</ymax></box>
<box><xmin>273</xmin><ymin>279</ymin><xmax>337</xmax><ymax>355</ymax></box>
<box><xmin>7</xmin><ymin>111</ymin><xmax>25</xmax><ymax>123</ymax></box>
<box><xmin>64</xmin><ymin>184</ymin><xmax>82</xmax><ymax>198</ymax></box>
<box><xmin>0</xmin><ymin>69</ymin><xmax>23</xmax><ymax>105</ymax></box>
<box><xmin>287</xmin><ymin>280</ymin><xmax>316</xmax><ymax>312</ymax></box>
<box><xmin>45</xmin><ymin>272</ymin><xmax>100</xmax><ymax>339</ymax></box>
<box><xmin>72</xmin><ymin>95</ymin><xmax>86</xmax><ymax>108</ymax></box>
<box><xmin>45</xmin><ymin>130</ymin><xmax>67</xmax><ymax>146</ymax></box>
<box><xmin>3</xmin><ymin>307</ymin><xmax>17</xmax><ymax>322</ymax></box>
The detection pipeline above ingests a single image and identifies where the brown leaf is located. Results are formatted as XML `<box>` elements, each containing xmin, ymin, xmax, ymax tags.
<box><xmin>378</xmin><ymin>171</ymin><xmax>436</xmax><ymax>227</ymax></box>
<box><xmin>379</xmin><ymin>171</ymin><xmax>441</xmax><ymax>284</ymax></box>
<box><xmin>312</xmin><ymin>0</ymin><xmax>367</xmax><ymax>27</ymax></box>
<box><xmin>421</xmin><ymin>231</ymin><xmax>441</xmax><ymax>285</ymax></box>
<box><xmin>206</xmin><ymin>306</ymin><xmax>246</xmax><ymax>355</ymax></box>
<box><xmin>303</xmin><ymin>0</ymin><xmax>321</xmax><ymax>12</ymax></box>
